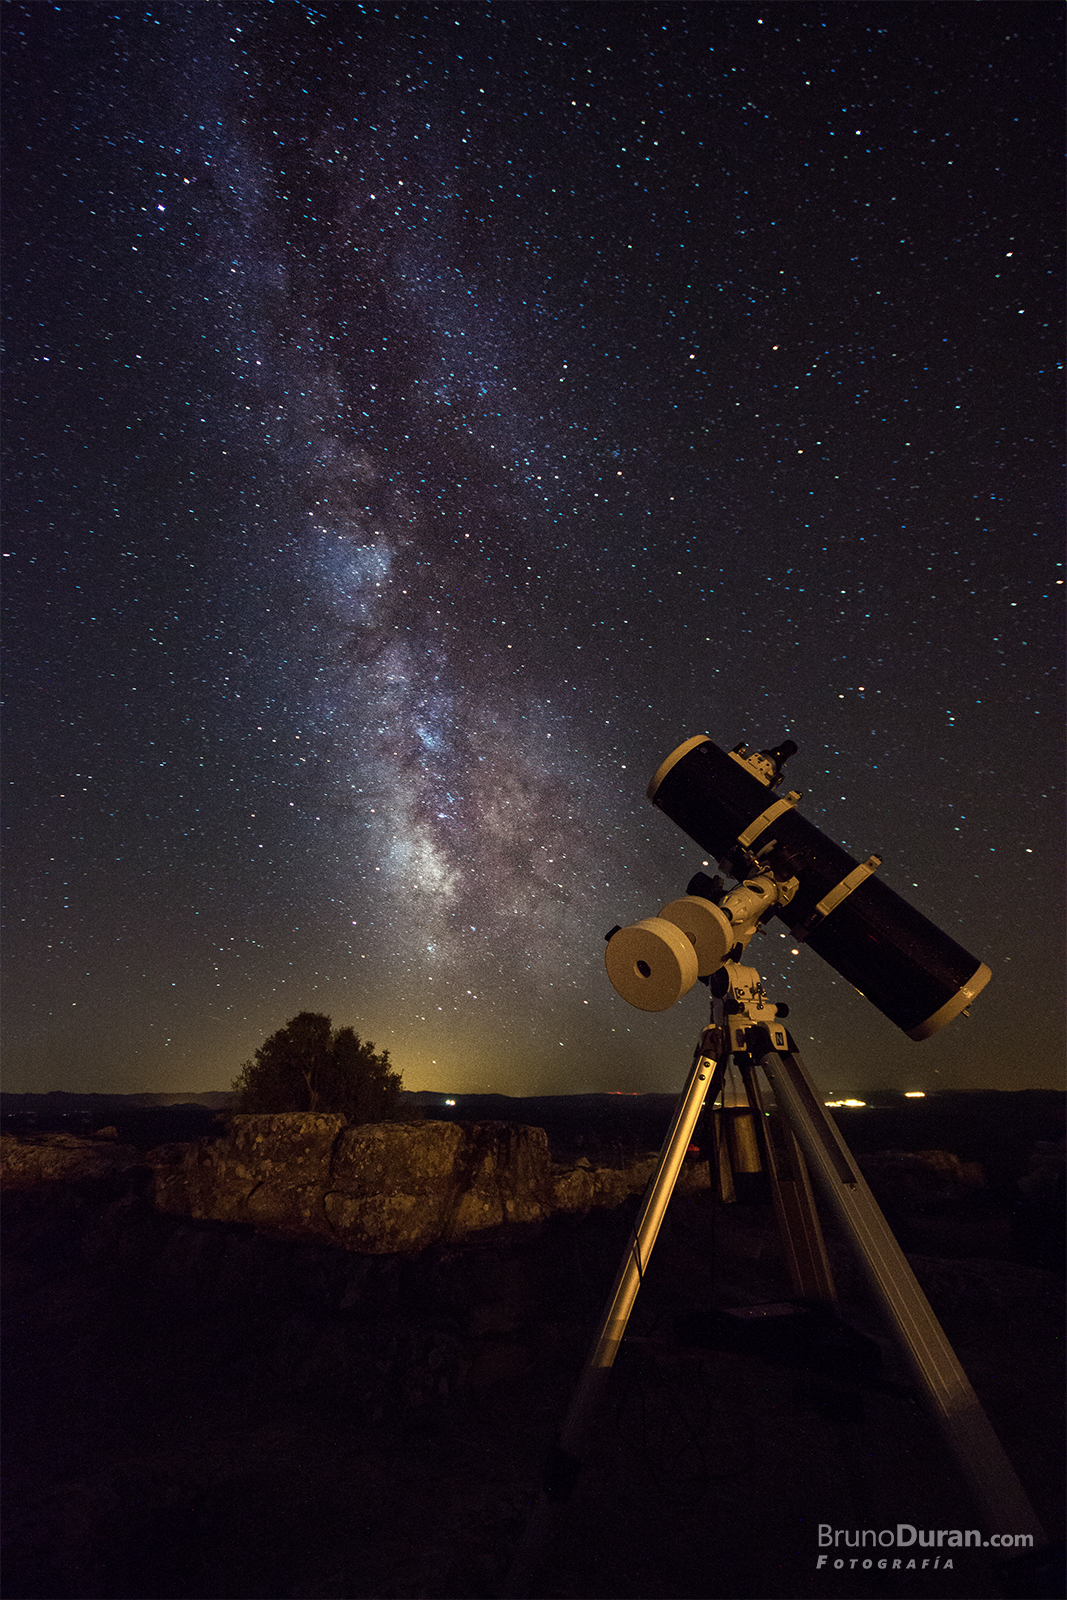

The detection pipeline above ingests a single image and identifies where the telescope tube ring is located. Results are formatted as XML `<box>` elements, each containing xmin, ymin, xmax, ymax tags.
<box><xmin>793</xmin><ymin>855</ymin><xmax>882</xmax><ymax>941</ymax></box>
<box><xmin>737</xmin><ymin>791</ymin><xmax>802</xmax><ymax>850</ymax></box>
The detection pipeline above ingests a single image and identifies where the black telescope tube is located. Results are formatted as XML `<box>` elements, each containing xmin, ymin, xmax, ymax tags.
<box><xmin>648</xmin><ymin>737</ymin><xmax>990</xmax><ymax>1040</ymax></box>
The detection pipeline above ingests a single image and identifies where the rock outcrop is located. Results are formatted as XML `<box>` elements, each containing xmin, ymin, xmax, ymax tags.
<box><xmin>551</xmin><ymin>1152</ymin><xmax>709</xmax><ymax>1213</ymax></box>
<box><xmin>858</xmin><ymin>1147</ymin><xmax>985</xmax><ymax>1209</ymax></box>
<box><xmin>0</xmin><ymin>1131</ymin><xmax>142</xmax><ymax>1190</ymax></box>
<box><xmin>150</xmin><ymin>1115</ymin><xmax>556</xmax><ymax>1252</ymax></box>
<box><xmin>2</xmin><ymin>1117</ymin><xmax>712</xmax><ymax>1253</ymax></box>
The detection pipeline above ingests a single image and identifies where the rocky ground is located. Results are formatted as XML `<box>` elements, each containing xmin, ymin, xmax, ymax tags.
<box><xmin>1</xmin><ymin>1109</ymin><xmax>1063</xmax><ymax>1600</ymax></box>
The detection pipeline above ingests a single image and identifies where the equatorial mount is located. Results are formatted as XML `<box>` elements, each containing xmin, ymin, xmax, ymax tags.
<box><xmin>604</xmin><ymin>862</ymin><xmax>798</xmax><ymax>1011</ymax></box>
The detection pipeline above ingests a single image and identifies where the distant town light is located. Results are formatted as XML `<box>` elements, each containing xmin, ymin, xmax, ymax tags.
<box><xmin>904</xmin><ymin>1090</ymin><xmax>926</xmax><ymax>1098</ymax></box>
<box><xmin>824</xmin><ymin>1098</ymin><xmax>867</xmax><ymax>1108</ymax></box>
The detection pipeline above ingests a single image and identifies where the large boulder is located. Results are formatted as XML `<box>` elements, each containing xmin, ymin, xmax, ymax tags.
<box><xmin>151</xmin><ymin>1115</ymin><xmax>555</xmax><ymax>1252</ymax></box>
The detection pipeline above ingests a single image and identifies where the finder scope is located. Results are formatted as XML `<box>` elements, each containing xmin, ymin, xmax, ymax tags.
<box><xmin>606</xmin><ymin>735</ymin><xmax>990</xmax><ymax>1040</ymax></box>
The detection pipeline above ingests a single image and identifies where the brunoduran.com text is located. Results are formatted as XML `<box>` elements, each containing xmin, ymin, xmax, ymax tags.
<box><xmin>816</xmin><ymin>1524</ymin><xmax>1034</xmax><ymax>1565</ymax></box>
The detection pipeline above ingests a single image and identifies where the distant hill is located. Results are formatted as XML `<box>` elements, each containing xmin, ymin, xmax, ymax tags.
<box><xmin>0</xmin><ymin>1091</ymin><xmax>233</xmax><ymax>1148</ymax></box>
<box><xmin>1</xmin><ymin>1090</ymin><xmax>234</xmax><ymax>1111</ymax></box>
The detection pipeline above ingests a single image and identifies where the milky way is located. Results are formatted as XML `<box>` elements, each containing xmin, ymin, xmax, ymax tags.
<box><xmin>3</xmin><ymin>3</ymin><xmax>1062</xmax><ymax>1096</ymax></box>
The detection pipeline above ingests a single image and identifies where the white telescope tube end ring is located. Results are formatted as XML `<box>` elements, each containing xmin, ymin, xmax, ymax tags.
<box><xmin>605</xmin><ymin>918</ymin><xmax>700</xmax><ymax>1011</ymax></box>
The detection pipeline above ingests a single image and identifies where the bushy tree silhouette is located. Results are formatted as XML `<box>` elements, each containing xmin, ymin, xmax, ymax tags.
<box><xmin>232</xmin><ymin>1011</ymin><xmax>403</xmax><ymax>1122</ymax></box>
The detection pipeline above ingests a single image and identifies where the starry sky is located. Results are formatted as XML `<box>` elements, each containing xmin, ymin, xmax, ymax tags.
<box><xmin>3</xmin><ymin>2</ymin><xmax>1062</xmax><ymax>1100</ymax></box>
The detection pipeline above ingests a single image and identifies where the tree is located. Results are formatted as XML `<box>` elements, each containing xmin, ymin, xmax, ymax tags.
<box><xmin>231</xmin><ymin>1011</ymin><xmax>403</xmax><ymax>1122</ymax></box>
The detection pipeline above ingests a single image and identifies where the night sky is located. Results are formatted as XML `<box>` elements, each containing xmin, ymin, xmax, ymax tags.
<box><xmin>3</xmin><ymin>3</ymin><xmax>1062</xmax><ymax>1101</ymax></box>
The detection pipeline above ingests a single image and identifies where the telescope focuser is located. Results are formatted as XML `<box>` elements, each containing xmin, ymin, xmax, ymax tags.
<box><xmin>729</xmin><ymin>739</ymin><xmax>798</xmax><ymax>788</ymax></box>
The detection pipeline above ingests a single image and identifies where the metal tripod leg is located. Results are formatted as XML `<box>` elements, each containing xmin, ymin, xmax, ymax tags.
<box><xmin>755</xmin><ymin>1036</ymin><xmax>1045</xmax><ymax>1545</ymax></box>
<box><xmin>737</xmin><ymin>1057</ymin><xmax>837</xmax><ymax>1304</ymax></box>
<box><xmin>502</xmin><ymin>1032</ymin><xmax>724</xmax><ymax>1598</ymax></box>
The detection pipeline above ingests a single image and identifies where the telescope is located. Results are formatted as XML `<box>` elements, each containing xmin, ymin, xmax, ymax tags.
<box><xmin>605</xmin><ymin>734</ymin><xmax>991</xmax><ymax>1039</ymax></box>
<box><xmin>506</xmin><ymin>736</ymin><xmax>1046</xmax><ymax>1600</ymax></box>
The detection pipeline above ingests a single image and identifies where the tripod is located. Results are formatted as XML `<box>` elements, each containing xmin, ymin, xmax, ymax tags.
<box><xmin>503</xmin><ymin>963</ymin><xmax>1046</xmax><ymax>1598</ymax></box>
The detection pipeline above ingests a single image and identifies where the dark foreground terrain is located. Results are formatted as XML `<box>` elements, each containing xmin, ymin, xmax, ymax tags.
<box><xmin>2</xmin><ymin>1093</ymin><xmax>1063</xmax><ymax>1600</ymax></box>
